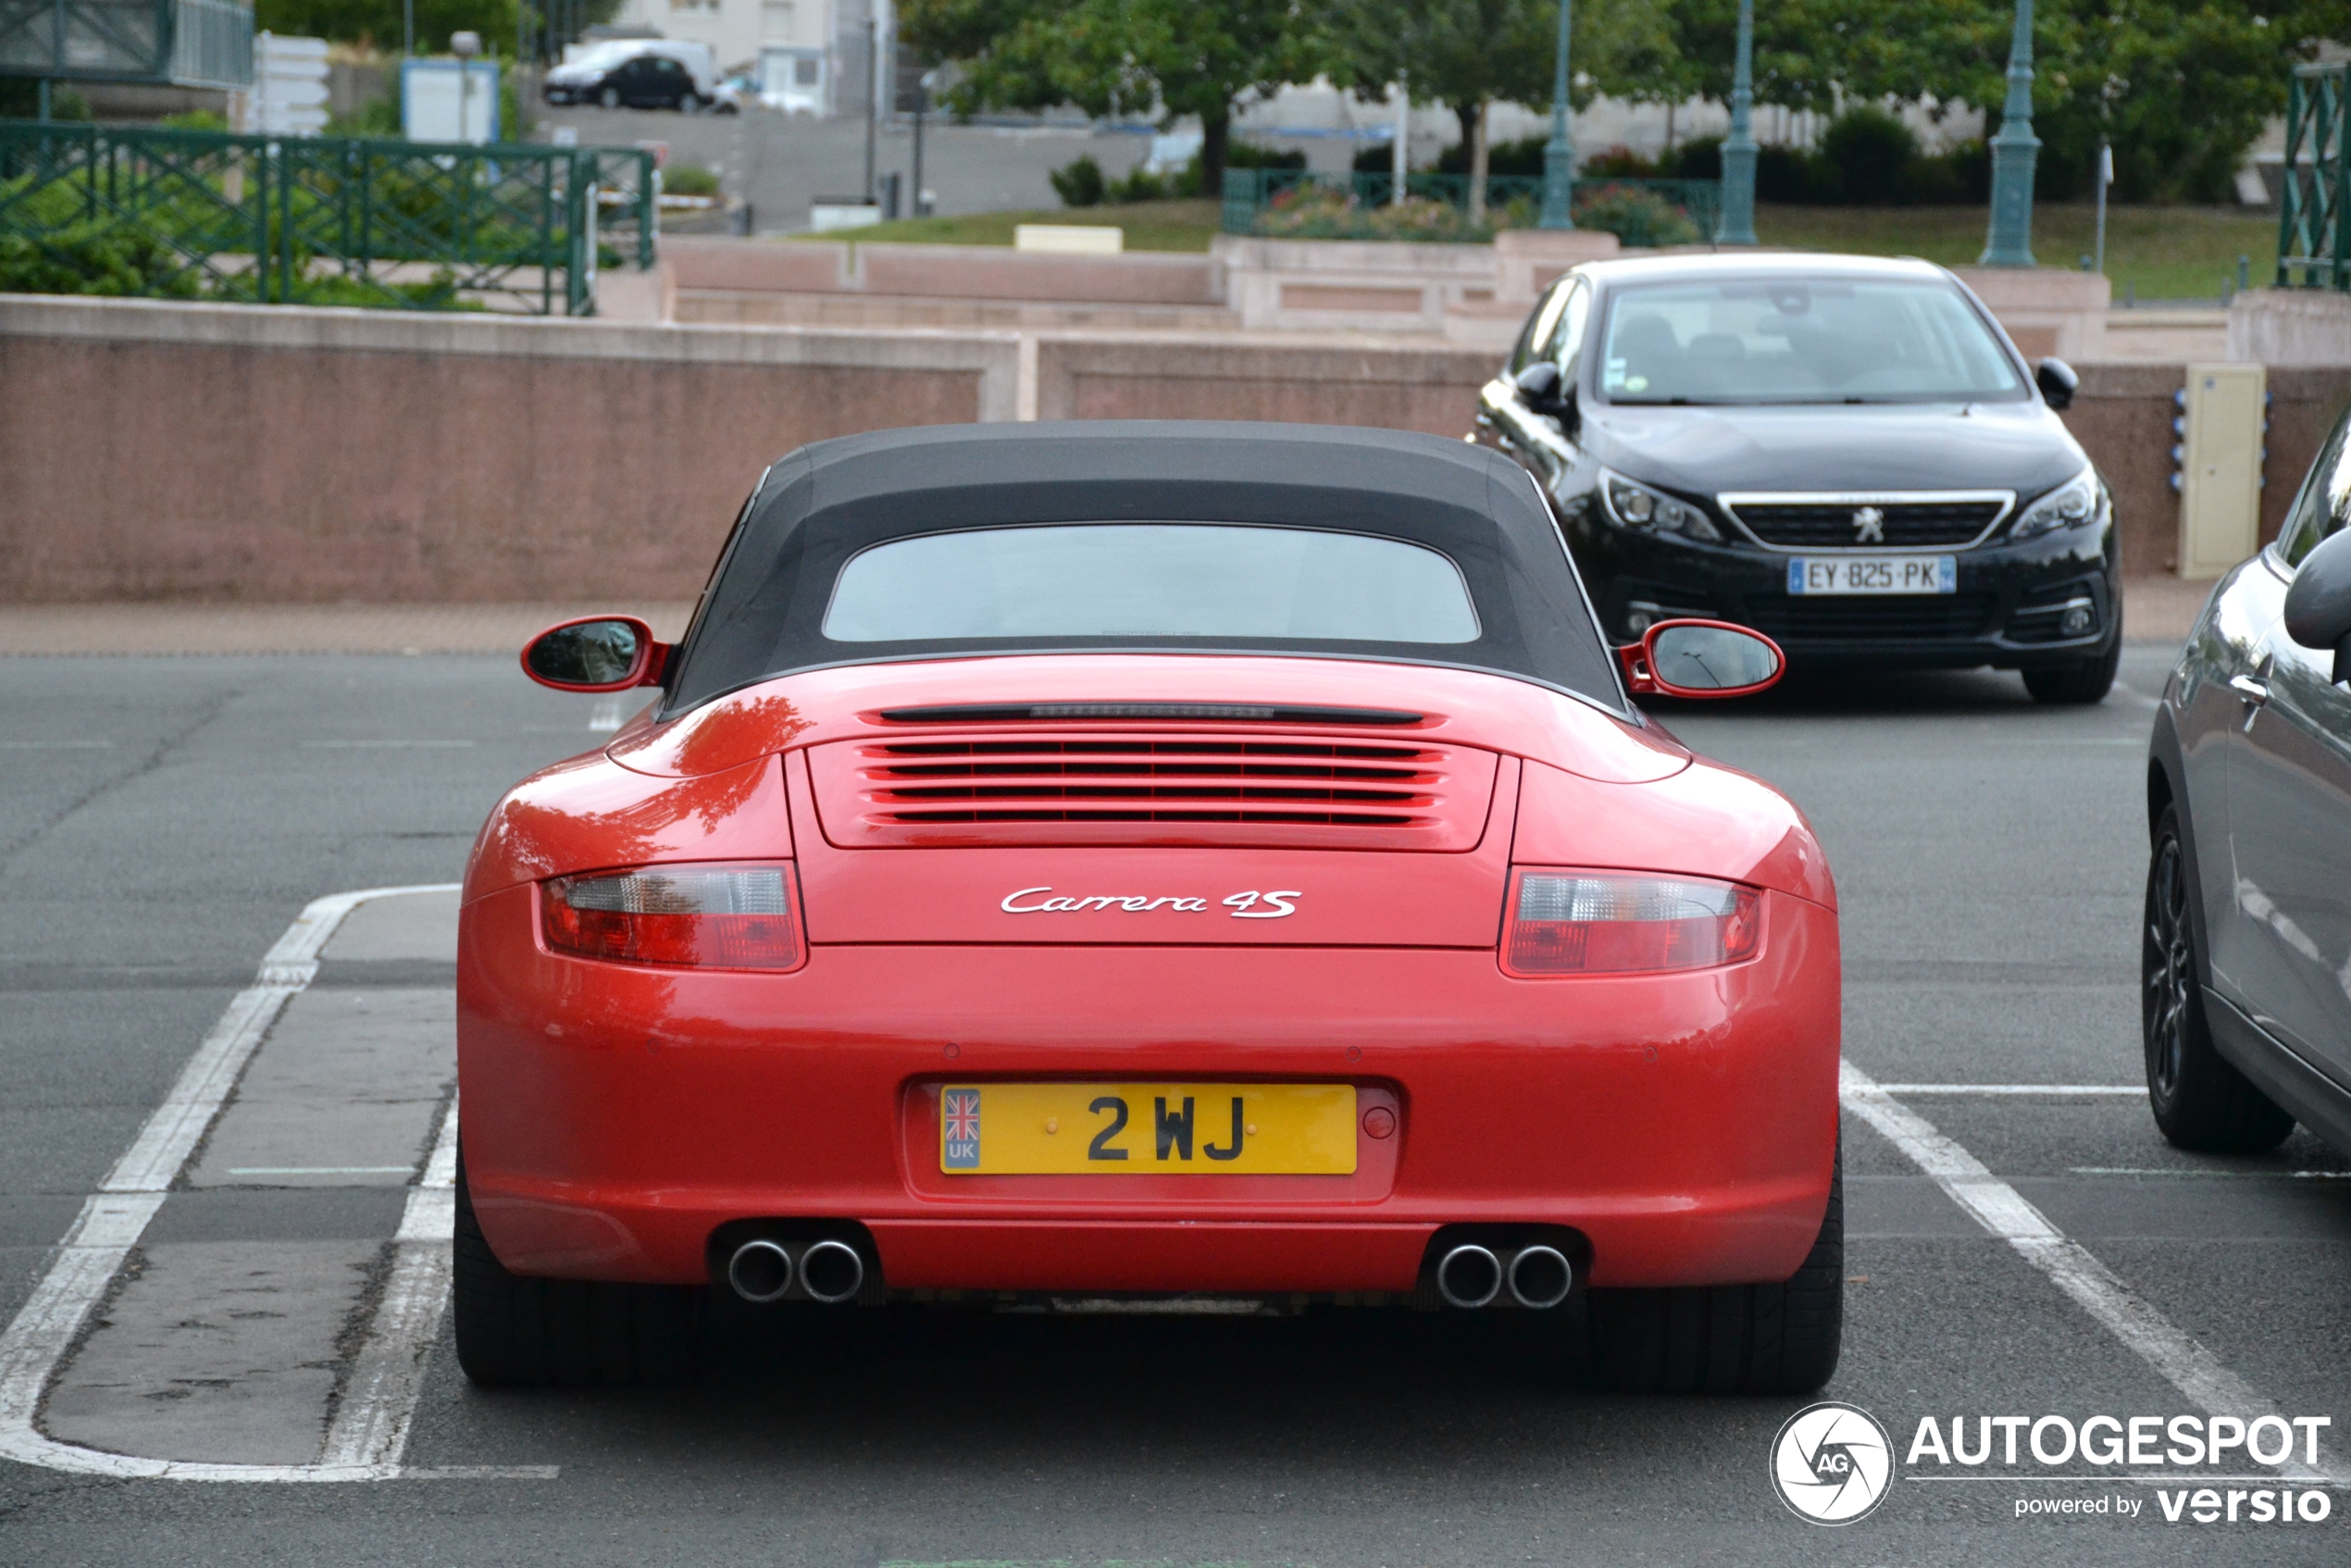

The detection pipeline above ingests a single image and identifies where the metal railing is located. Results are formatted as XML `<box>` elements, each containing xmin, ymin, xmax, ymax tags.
<box><xmin>0</xmin><ymin>0</ymin><xmax>251</xmax><ymax>88</ymax></box>
<box><xmin>0</xmin><ymin>120</ymin><xmax>656</xmax><ymax>315</ymax></box>
<box><xmin>2279</xmin><ymin>62</ymin><xmax>2349</xmax><ymax>289</ymax></box>
<box><xmin>1221</xmin><ymin>168</ymin><xmax>1720</xmax><ymax>246</ymax></box>
<box><xmin>169</xmin><ymin>0</ymin><xmax>254</xmax><ymax>89</ymax></box>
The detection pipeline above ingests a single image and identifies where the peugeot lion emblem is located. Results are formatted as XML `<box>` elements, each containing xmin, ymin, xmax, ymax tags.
<box><xmin>1851</xmin><ymin>505</ymin><xmax>1886</xmax><ymax>544</ymax></box>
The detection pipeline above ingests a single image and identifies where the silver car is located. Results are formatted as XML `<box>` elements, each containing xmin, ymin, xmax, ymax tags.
<box><xmin>2145</xmin><ymin>402</ymin><xmax>2351</xmax><ymax>1153</ymax></box>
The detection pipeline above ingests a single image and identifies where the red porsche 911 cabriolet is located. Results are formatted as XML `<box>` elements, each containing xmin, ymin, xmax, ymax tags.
<box><xmin>454</xmin><ymin>422</ymin><xmax>1842</xmax><ymax>1394</ymax></box>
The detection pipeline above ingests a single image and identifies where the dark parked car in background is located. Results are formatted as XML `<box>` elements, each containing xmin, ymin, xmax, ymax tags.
<box><xmin>2144</xmin><ymin>405</ymin><xmax>2351</xmax><ymax>1157</ymax></box>
<box><xmin>542</xmin><ymin>44</ymin><xmax>722</xmax><ymax>112</ymax></box>
<box><xmin>1475</xmin><ymin>253</ymin><xmax>2121</xmax><ymax>703</ymax></box>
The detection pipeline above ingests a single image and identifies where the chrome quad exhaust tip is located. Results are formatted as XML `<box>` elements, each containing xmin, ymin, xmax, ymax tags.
<box><xmin>727</xmin><ymin>1238</ymin><xmax>794</xmax><ymax>1303</ymax></box>
<box><xmin>797</xmin><ymin>1238</ymin><xmax>866</xmax><ymax>1304</ymax></box>
<box><xmin>1436</xmin><ymin>1243</ymin><xmax>1503</xmax><ymax>1309</ymax></box>
<box><xmin>1506</xmin><ymin>1244</ymin><xmax>1574</xmax><ymax>1309</ymax></box>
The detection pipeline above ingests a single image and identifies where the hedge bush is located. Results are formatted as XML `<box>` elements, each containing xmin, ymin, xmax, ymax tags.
<box><xmin>1657</xmin><ymin>114</ymin><xmax>1988</xmax><ymax>205</ymax></box>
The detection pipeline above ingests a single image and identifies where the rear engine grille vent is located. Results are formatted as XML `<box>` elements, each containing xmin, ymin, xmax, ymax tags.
<box><xmin>809</xmin><ymin>732</ymin><xmax>1499</xmax><ymax>851</ymax></box>
<box><xmin>1729</xmin><ymin>498</ymin><xmax>2009</xmax><ymax>549</ymax></box>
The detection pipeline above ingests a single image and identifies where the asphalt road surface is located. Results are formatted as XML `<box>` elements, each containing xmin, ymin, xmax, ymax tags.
<box><xmin>3</xmin><ymin>643</ymin><xmax>2347</xmax><ymax>1566</ymax></box>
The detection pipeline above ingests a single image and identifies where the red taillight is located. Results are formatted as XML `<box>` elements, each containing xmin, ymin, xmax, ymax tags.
<box><xmin>1502</xmin><ymin>869</ymin><xmax>1760</xmax><ymax>976</ymax></box>
<box><xmin>541</xmin><ymin>863</ymin><xmax>802</xmax><ymax>971</ymax></box>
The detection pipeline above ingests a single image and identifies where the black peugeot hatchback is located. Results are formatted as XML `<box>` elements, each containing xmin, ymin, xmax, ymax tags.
<box><xmin>1475</xmin><ymin>253</ymin><xmax>2120</xmax><ymax>703</ymax></box>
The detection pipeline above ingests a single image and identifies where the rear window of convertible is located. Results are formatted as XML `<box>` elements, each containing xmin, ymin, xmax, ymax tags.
<box><xmin>822</xmin><ymin>524</ymin><xmax>1482</xmax><ymax>644</ymax></box>
<box><xmin>656</xmin><ymin>427</ymin><xmax>1627</xmax><ymax>717</ymax></box>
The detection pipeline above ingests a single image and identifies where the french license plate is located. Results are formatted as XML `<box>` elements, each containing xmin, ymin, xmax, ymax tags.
<box><xmin>939</xmin><ymin>1083</ymin><xmax>1358</xmax><ymax>1176</ymax></box>
<box><xmin>1786</xmin><ymin>555</ymin><xmax>1957</xmax><ymax>595</ymax></box>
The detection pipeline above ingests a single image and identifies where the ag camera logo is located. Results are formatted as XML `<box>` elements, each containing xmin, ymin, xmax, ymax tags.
<box><xmin>1772</xmin><ymin>1401</ymin><xmax>1894</xmax><ymax>1524</ymax></box>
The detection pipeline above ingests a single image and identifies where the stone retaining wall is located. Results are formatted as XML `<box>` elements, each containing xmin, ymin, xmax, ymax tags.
<box><xmin>0</xmin><ymin>297</ymin><xmax>1015</xmax><ymax>602</ymax></box>
<box><xmin>4</xmin><ymin>293</ymin><xmax>2324</xmax><ymax>601</ymax></box>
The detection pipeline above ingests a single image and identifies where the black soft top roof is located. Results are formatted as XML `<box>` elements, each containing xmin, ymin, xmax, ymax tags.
<box><xmin>662</xmin><ymin>421</ymin><xmax>1623</xmax><ymax>714</ymax></box>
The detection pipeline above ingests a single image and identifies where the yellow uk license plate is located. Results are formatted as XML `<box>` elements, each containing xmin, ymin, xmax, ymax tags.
<box><xmin>939</xmin><ymin>1083</ymin><xmax>1358</xmax><ymax>1176</ymax></box>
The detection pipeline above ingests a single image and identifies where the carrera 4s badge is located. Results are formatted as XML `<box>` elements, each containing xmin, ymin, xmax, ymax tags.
<box><xmin>1000</xmin><ymin>888</ymin><xmax>1302</xmax><ymax>919</ymax></box>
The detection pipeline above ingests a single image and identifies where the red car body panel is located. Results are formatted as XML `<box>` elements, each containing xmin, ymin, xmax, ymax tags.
<box><xmin>459</xmin><ymin>653</ymin><xmax>1841</xmax><ymax>1296</ymax></box>
<box><xmin>598</xmin><ymin>654</ymin><xmax>1693</xmax><ymax>784</ymax></box>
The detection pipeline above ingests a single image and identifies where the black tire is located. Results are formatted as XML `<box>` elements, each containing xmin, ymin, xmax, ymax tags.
<box><xmin>677</xmin><ymin>92</ymin><xmax>702</xmax><ymax>113</ymax></box>
<box><xmin>599</xmin><ymin>86</ymin><xmax>621</xmax><ymax>110</ymax></box>
<box><xmin>1586</xmin><ymin>1141</ymin><xmax>1843</xmax><ymax>1395</ymax></box>
<box><xmin>2143</xmin><ymin>807</ymin><xmax>2295</xmax><ymax>1152</ymax></box>
<box><xmin>453</xmin><ymin>1151</ymin><xmax>701</xmax><ymax>1387</ymax></box>
<box><xmin>2022</xmin><ymin>640</ymin><xmax>2121</xmax><ymax>704</ymax></box>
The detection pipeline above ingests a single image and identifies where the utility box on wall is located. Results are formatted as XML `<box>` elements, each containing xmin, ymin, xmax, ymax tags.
<box><xmin>2176</xmin><ymin>363</ymin><xmax>2268</xmax><ymax>579</ymax></box>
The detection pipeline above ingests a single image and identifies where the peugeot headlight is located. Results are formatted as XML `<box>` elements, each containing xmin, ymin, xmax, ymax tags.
<box><xmin>1601</xmin><ymin>470</ymin><xmax>1721</xmax><ymax>542</ymax></box>
<box><xmin>2010</xmin><ymin>467</ymin><xmax>2101</xmax><ymax>541</ymax></box>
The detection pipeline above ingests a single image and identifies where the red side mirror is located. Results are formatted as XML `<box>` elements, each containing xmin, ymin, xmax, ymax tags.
<box><xmin>1617</xmin><ymin>618</ymin><xmax>1785</xmax><ymax>700</ymax></box>
<box><xmin>521</xmin><ymin>616</ymin><xmax>673</xmax><ymax>692</ymax></box>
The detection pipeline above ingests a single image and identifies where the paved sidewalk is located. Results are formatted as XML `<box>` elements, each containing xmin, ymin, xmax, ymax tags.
<box><xmin>0</xmin><ymin>579</ymin><xmax>2207</xmax><ymax>657</ymax></box>
<box><xmin>0</xmin><ymin>603</ymin><xmax>698</xmax><ymax>656</ymax></box>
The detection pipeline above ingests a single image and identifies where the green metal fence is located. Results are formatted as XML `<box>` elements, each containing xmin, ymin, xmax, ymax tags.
<box><xmin>2279</xmin><ymin>62</ymin><xmax>2348</xmax><ymax>290</ymax></box>
<box><xmin>1221</xmin><ymin>168</ymin><xmax>1720</xmax><ymax>247</ymax></box>
<box><xmin>0</xmin><ymin>120</ymin><xmax>656</xmax><ymax>314</ymax></box>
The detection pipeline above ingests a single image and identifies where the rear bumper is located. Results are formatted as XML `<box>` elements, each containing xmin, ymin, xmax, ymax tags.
<box><xmin>457</xmin><ymin>881</ymin><xmax>1840</xmax><ymax>1291</ymax></box>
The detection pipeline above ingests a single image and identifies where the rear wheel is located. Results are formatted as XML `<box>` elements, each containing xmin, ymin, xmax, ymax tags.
<box><xmin>598</xmin><ymin>86</ymin><xmax>620</xmax><ymax>109</ymax></box>
<box><xmin>2143</xmin><ymin>807</ymin><xmax>2295</xmax><ymax>1152</ymax></box>
<box><xmin>1586</xmin><ymin>1142</ymin><xmax>1842</xmax><ymax>1395</ymax></box>
<box><xmin>2022</xmin><ymin>641</ymin><xmax>2121</xmax><ymax>704</ymax></box>
<box><xmin>453</xmin><ymin>1151</ymin><xmax>701</xmax><ymax>1387</ymax></box>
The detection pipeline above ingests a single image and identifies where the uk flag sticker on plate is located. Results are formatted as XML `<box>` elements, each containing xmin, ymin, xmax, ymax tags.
<box><xmin>942</xmin><ymin>1089</ymin><xmax>981</xmax><ymax>1169</ymax></box>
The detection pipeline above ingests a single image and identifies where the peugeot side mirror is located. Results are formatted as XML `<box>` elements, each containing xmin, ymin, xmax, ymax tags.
<box><xmin>1617</xmin><ymin>618</ymin><xmax>1785</xmax><ymax>700</ymax></box>
<box><xmin>522</xmin><ymin>616</ymin><xmax>672</xmax><ymax>692</ymax></box>
<box><xmin>2035</xmin><ymin>356</ymin><xmax>2078</xmax><ymax>411</ymax></box>
<box><xmin>2285</xmin><ymin>528</ymin><xmax>2351</xmax><ymax>686</ymax></box>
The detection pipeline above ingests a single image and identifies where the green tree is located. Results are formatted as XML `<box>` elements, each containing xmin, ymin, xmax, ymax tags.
<box><xmin>900</xmin><ymin>0</ymin><xmax>1330</xmax><ymax>193</ymax></box>
<box><xmin>1659</xmin><ymin>0</ymin><xmax>2351</xmax><ymax>203</ymax></box>
<box><xmin>252</xmin><ymin>0</ymin><xmax>619</xmax><ymax>57</ymax></box>
<box><xmin>2014</xmin><ymin>3</ymin><xmax>2349</xmax><ymax>201</ymax></box>
<box><xmin>1330</xmin><ymin>0</ymin><xmax>1673</xmax><ymax>217</ymax></box>
<box><xmin>1331</xmin><ymin>0</ymin><xmax>1546</xmax><ymax>219</ymax></box>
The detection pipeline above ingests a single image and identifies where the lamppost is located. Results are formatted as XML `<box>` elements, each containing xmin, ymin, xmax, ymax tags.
<box><xmin>914</xmin><ymin>68</ymin><xmax>939</xmax><ymax>219</ymax></box>
<box><xmin>453</xmin><ymin>31</ymin><xmax>480</xmax><ymax>143</ymax></box>
<box><xmin>1715</xmin><ymin>0</ymin><xmax>1758</xmax><ymax>245</ymax></box>
<box><xmin>1980</xmin><ymin>0</ymin><xmax>2039</xmax><ymax>266</ymax></box>
<box><xmin>1537</xmin><ymin>0</ymin><xmax>1574</xmax><ymax>229</ymax></box>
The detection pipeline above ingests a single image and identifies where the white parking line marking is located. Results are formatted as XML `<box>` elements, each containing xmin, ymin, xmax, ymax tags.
<box><xmin>320</xmin><ymin>1096</ymin><xmax>461</xmax><ymax>1469</ymax></box>
<box><xmin>588</xmin><ymin>698</ymin><xmax>625</xmax><ymax>733</ymax></box>
<box><xmin>0</xmin><ymin>885</ymin><xmax>552</xmax><ymax>1484</ymax></box>
<box><xmin>1909</xmin><ymin>1474</ymin><xmax>2327</xmax><ymax>1485</ymax></box>
<box><xmin>1872</xmin><ymin>1083</ymin><xmax>2145</xmax><ymax>1096</ymax></box>
<box><xmin>2070</xmin><ymin>1166</ymin><xmax>2351</xmax><ymax>1180</ymax></box>
<box><xmin>2109</xmin><ymin>680</ymin><xmax>2164</xmax><ymax>711</ymax></box>
<box><xmin>227</xmin><ymin>1167</ymin><xmax>420</xmax><ymax>1176</ymax></box>
<box><xmin>300</xmin><ymin>740</ymin><xmax>477</xmax><ymax>750</ymax></box>
<box><xmin>1842</xmin><ymin>1059</ymin><xmax>2345</xmax><ymax>1486</ymax></box>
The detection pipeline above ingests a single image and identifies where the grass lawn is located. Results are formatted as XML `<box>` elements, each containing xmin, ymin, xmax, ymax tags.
<box><xmin>1754</xmin><ymin>203</ymin><xmax>2277</xmax><ymax>303</ymax></box>
<box><xmin>790</xmin><ymin>200</ymin><xmax>1223</xmax><ymax>253</ymax></box>
<box><xmin>789</xmin><ymin>195</ymin><xmax>2278</xmax><ymax>302</ymax></box>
